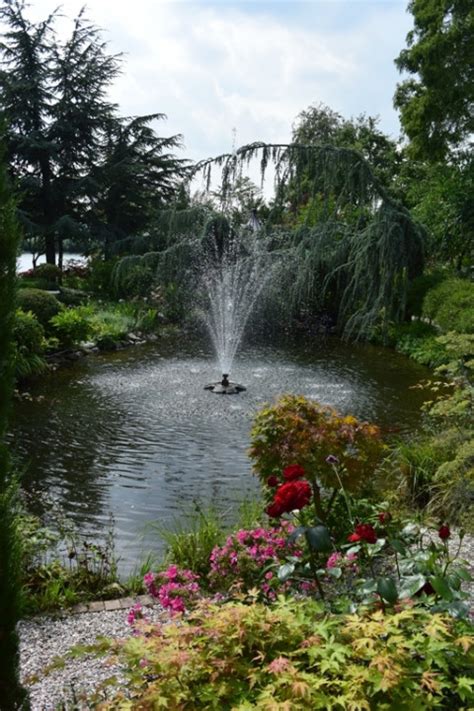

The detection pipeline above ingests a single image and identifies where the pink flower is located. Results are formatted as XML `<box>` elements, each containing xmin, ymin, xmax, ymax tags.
<box><xmin>326</xmin><ymin>552</ymin><xmax>341</xmax><ymax>569</ymax></box>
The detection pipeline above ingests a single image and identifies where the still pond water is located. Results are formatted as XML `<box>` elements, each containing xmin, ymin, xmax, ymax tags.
<box><xmin>11</xmin><ymin>333</ymin><xmax>430</xmax><ymax>575</ymax></box>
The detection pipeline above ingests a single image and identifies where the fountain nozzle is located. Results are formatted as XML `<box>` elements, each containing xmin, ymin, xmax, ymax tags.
<box><xmin>204</xmin><ymin>373</ymin><xmax>246</xmax><ymax>394</ymax></box>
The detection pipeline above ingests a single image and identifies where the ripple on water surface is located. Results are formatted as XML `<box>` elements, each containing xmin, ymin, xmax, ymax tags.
<box><xmin>11</xmin><ymin>337</ymin><xmax>430</xmax><ymax>574</ymax></box>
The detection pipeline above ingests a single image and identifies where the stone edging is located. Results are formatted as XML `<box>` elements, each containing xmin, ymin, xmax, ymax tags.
<box><xmin>55</xmin><ymin>594</ymin><xmax>155</xmax><ymax>617</ymax></box>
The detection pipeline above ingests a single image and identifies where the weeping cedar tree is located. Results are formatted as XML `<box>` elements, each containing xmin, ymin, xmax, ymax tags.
<box><xmin>0</xmin><ymin>145</ymin><xmax>28</xmax><ymax>708</ymax></box>
<box><xmin>114</xmin><ymin>142</ymin><xmax>424</xmax><ymax>340</ymax></box>
<box><xmin>0</xmin><ymin>1</ymin><xmax>186</xmax><ymax>264</ymax></box>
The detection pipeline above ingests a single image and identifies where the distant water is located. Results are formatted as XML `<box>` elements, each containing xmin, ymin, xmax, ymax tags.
<box><xmin>17</xmin><ymin>253</ymin><xmax>85</xmax><ymax>272</ymax></box>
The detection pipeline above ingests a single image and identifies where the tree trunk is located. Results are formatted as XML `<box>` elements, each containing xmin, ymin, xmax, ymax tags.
<box><xmin>39</xmin><ymin>155</ymin><xmax>56</xmax><ymax>265</ymax></box>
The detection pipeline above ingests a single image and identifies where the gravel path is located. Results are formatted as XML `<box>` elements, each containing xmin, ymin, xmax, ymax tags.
<box><xmin>19</xmin><ymin>598</ymin><xmax>165</xmax><ymax>710</ymax></box>
<box><xmin>19</xmin><ymin>533</ymin><xmax>474</xmax><ymax>711</ymax></box>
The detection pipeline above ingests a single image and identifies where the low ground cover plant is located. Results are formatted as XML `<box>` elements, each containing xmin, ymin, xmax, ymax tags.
<box><xmin>99</xmin><ymin>598</ymin><xmax>474</xmax><ymax>709</ymax></box>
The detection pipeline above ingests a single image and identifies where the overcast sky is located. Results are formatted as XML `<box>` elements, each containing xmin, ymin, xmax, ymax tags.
<box><xmin>23</xmin><ymin>0</ymin><xmax>412</xmax><ymax>163</ymax></box>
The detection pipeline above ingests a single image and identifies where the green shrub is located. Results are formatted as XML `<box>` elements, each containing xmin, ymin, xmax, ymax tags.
<box><xmin>17</xmin><ymin>277</ymin><xmax>56</xmax><ymax>291</ymax></box>
<box><xmin>96</xmin><ymin>598</ymin><xmax>474</xmax><ymax>709</ymax></box>
<box><xmin>84</xmin><ymin>257</ymin><xmax>118</xmax><ymax>297</ymax></box>
<box><xmin>430</xmin><ymin>436</ymin><xmax>474</xmax><ymax>529</ymax></box>
<box><xmin>30</xmin><ymin>263</ymin><xmax>62</xmax><ymax>283</ymax></box>
<box><xmin>406</xmin><ymin>270</ymin><xmax>446</xmax><ymax>317</ymax></box>
<box><xmin>16</xmin><ymin>288</ymin><xmax>62</xmax><ymax>329</ymax></box>
<box><xmin>392</xmin><ymin>431</ymin><xmax>461</xmax><ymax>509</ymax></box>
<box><xmin>396</xmin><ymin>333</ymin><xmax>448</xmax><ymax>367</ymax></box>
<box><xmin>11</xmin><ymin>309</ymin><xmax>47</xmax><ymax>379</ymax></box>
<box><xmin>57</xmin><ymin>286</ymin><xmax>89</xmax><ymax>306</ymax></box>
<box><xmin>423</xmin><ymin>278</ymin><xmax>474</xmax><ymax>333</ymax></box>
<box><xmin>49</xmin><ymin>308</ymin><xmax>92</xmax><ymax>347</ymax></box>
<box><xmin>134</xmin><ymin>307</ymin><xmax>158</xmax><ymax>333</ymax></box>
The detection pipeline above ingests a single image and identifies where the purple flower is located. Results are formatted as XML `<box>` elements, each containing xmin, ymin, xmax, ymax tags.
<box><xmin>325</xmin><ymin>455</ymin><xmax>339</xmax><ymax>465</ymax></box>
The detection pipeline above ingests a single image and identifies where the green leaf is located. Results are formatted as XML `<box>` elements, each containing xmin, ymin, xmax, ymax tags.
<box><xmin>327</xmin><ymin>567</ymin><xmax>342</xmax><ymax>579</ymax></box>
<box><xmin>358</xmin><ymin>579</ymin><xmax>377</xmax><ymax>596</ymax></box>
<box><xmin>431</xmin><ymin>576</ymin><xmax>453</xmax><ymax>601</ymax></box>
<box><xmin>277</xmin><ymin>562</ymin><xmax>295</xmax><ymax>582</ymax></box>
<box><xmin>305</xmin><ymin>525</ymin><xmax>332</xmax><ymax>553</ymax></box>
<box><xmin>398</xmin><ymin>574</ymin><xmax>426</xmax><ymax>599</ymax></box>
<box><xmin>455</xmin><ymin>567</ymin><xmax>473</xmax><ymax>582</ymax></box>
<box><xmin>377</xmin><ymin>577</ymin><xmax>398</xmax><ymax>604</ymax></box>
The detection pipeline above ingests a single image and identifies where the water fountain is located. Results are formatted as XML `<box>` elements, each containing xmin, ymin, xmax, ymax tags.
<box><xmin>200</xmin><ymin>215</ymin><xmax>272</xmax><ymax>394</ymax></box>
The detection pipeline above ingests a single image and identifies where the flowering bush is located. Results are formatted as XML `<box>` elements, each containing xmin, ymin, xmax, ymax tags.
<box><xmin>208</xmin><ymin>523</ymin><xmax>300</xmax><ymax>600</ymax></box>
<box><xmin>144</xmin><ymin>565</ymin><xmax>200</xmax><ymax>614</ymax></box>
<box><xmin>250</xmin><ymin>395</ymin><xmax>384</xmax><ymax>493</ymax></box>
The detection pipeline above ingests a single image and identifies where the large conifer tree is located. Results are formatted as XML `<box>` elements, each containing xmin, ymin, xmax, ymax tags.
<box><xmin>0</xmin><ymin>1</ymin><xmax>185</xmax><ymax>264</ymax></box>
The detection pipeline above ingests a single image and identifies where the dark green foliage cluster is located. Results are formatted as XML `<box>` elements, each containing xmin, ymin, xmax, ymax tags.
<box><xmin>16</xmin><ymin>288</ymin><xmax>62</xmax><ymax>329</ymax></box>
<box><xmin>391</xmin><ymin>332</ymin><xmax>474</xmax><ymax>528</ymax></box>
<box><xmin>12</xmin><ymin>309</ymin><xmax>47</xmax><ymax>378</ymax></box>
<box><xmin>406</xmin><ymin>270</ymin><xmax>446</xmax><ymax>317</ymax></box>
<box><xmin>0</xmin><ymin>149</ymin><xmax>28</xmax><ymax>706</ymax></box>
<box><xmin>423</xmin><ymin>278</ymin><xmax>474</xmax><ymax>333</ymax></box>
<box><xmin>29</xmin><ymin>263</ymin><xmax>62</xmax><ymax>283</ymax></box>
<box><xmin>0</xmin><ymin>2</ymin><xmax>186</xmax><ymax>264</ymax></box>
<box><xmin>394</xmin><ymin>0</ymin><xmax>474</xmax><ymax>161</ymax></box>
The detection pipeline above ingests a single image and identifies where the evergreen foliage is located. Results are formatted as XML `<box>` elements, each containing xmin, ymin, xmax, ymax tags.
<box><xmin>0</xmin><ymin>144</ymin><xmax>28</xmax><ymax>707</ymax></box>
<box><xmin>0</xmin><ymin>1</ymin><xmax>186</xmax><ymax>264</ymax></box>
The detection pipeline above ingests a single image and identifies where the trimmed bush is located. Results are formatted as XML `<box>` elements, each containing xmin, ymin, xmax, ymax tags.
<box><xmin>423</xmin><ymin>278</ymin><xmax>474</xmax><ymax>333</ymax></box>
<box><xmin>30</xmin><ymin>263</ymin><xmax>62</xmax><ymax>283</ymax></box>
<box><xmin>16</xmin><ymin>288</ymin><xmax>62</xmax><ymax>328</ymax></box>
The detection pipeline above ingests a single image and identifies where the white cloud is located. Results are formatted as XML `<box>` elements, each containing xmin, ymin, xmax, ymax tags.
<box><xmin>5</xmin><ymin>0</ymin><xmax>412</xmax><ymax>162</ymax></box>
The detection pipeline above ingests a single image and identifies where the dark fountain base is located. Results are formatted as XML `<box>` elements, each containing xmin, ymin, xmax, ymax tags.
<box><xmin>204</xmin><ymin>374</ymin><xmax>246</xmax><ymax>395</ymax></box>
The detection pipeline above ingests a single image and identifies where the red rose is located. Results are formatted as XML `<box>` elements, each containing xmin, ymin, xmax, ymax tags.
<box><xmin>266</xmin><ymin>501</ymin><xmax>284</xmax><ymax>518</ymax></box>
<box><xmin>350</xmin><ymin>523</ymin><xmax>377</xmax><ymax>544</ymax></box>
<box><xmin>283</xmin><ymin>464</ymin><xmax>305</xmax><ymax>481</ymax></box>
<box><xmin>378</xmin><ymin>512</ymin><xmax>392</xmax><ymax>525</ymax></box>
<box><xmin>438</xmin><ymin>524</ymin><xmax>450</xmax><ymax>541</ymax></box>
<box><xmin>273</xmin><ymin>479</ymin><xmax>312</xmax><ymax>514</ymax></box>
<box><xmin>347</xmin><ymin>533</ymin><xmax>361</xmax><ymax>542</ymax></box>
<box><xmin>267</xmin><ymin>476</ymin><xmax>279</xmax><ymax>487</ymax></box>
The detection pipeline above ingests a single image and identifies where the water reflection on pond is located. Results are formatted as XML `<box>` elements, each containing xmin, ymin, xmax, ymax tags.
<box><xmin>11</xmin><ymin>334</ymin><xmax>431</xmax><ymax>574</ymax></box>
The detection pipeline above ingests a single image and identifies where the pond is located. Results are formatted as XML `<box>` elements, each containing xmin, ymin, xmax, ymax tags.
<box><xmin>11</xmin><ymin>333</ymin><xmax>431</xmax><ymax>575</ymax></box>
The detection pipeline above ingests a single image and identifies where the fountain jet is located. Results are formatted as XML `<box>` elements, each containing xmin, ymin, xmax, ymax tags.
<box><xmin>200</xmin><ymin>215</ymin><xmax>272</xmax><ymax>394</ymax></box>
